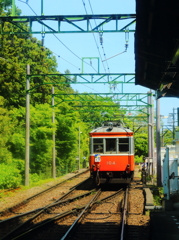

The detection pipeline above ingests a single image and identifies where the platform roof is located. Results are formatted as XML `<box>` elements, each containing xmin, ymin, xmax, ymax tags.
<box><xmin>135</xmin><ymin>0</ymin><xmax>179</xmax><ymax>98</ymax></box>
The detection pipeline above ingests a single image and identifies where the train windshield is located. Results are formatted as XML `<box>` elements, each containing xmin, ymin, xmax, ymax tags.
<box><xmin>105</xmin><ymin>138</ymin><xmax>116</xmax><ymax>153</ymax></box>
<box><xmin>92</xmin><ymin>137</ymin><xmax>130</xmax><ymax>154</ymax></box>
<box><xmin>93</xmin><ymin>138</ymin><xmax>103</xmax><ymax>153</ymax></box>
<box><xmin>118</xmin><ymin>138</ymin><xmax>129</xmax><ymax>152</ymax></box>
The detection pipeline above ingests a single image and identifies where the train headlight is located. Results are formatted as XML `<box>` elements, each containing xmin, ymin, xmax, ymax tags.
<box><xmin>126</xmin><ymin>164</ymin><xmax>130</xmax><ymax>173</ymax></box>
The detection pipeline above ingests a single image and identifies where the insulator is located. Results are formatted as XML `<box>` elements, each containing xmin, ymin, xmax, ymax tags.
<box><xmin>41</xmin><ymin>38</ymin><xmax>44</xmax><ymax>46</ymax></box>
<box><xmin>100</xmin><ymin>35</ymin><xmax>103</xmax><ymax>45</ymax></box>
<box><xmin>125</xmin><ymin>43</ymin><xmax>128</xmax><ymax>51</ymax></box>
<box><xmin>125</xmin><ymin>28</ymin><xmax>129</xmax><ymax>42</ymax></box>
<box><xmin>99</xmin><ymin>31</ymin><xmax>103</xmax><ymax>45</ymax></box>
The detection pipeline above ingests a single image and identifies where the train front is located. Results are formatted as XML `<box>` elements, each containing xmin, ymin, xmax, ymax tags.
<box><xmin>89</xmin><ymin>123</ymin><xmax>134</xmax><ymax>185</ymax></box>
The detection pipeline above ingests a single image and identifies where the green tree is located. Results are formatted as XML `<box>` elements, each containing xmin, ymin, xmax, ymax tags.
<box><xmin>29</xmin><ymin>104</ymin><xmax>54</xmax><ymax>174</ymax></box>
<box><xmin>134</xmin><ymin>132</ymin><xmax>148</xmax><ymax>157</ymax></box>
<box><xmin>0</xmin><ymin>96</ymin><xmax>15</xmax><ymax>163</ymax></box>
<box><xmin>0</xmin><ymin>0</ymin><xmax>12</xmax><ymax>14</ymax></box>
<box><xmin>0</xmin><ymin>32</ymin><xmax>59</xmax><ymax>108</ymax></box>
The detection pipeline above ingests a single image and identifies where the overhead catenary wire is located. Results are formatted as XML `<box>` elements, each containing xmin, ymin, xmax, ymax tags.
<box><xmin>52</xmin><ymin>52</ymin><xmax>80</xmax><ymax>70</ymax></box>
<box><xmin>88</xmin><ymin>0</ymin><xmax>111</xmax><ymax>73</ymax></box>
<box><xmin>18</xmin><ymin>1</ymin><xmax>106</xmax><ymax>94</ymax></box>
<box><xmin>18</xmin><ymin>0</ymin><xmax>99</xmax><ymax>73</ymax></box>
<box><xmin>103</xmin><ymin>28</ymin><xmax>129</xmax><ymax>62</ymax></box>
<box><xmin>17</xmin><ymin>1</ymin><xmax>120</xmax><ymax>95</ymax></box>
<box><xmin>82</xmin><ymin>0</ymin><xmax>108</xmax><ymax>73</ymax></box>
<box><xmin>102</xmin><ymin>51</ymin><xmax>126</xmax><ymax>62</ymax></box>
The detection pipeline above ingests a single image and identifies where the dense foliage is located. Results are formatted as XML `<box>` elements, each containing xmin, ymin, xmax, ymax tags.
<box><xmin>0</xmin><ymin>3</ymin><xmax>155</xmax><ymax>189</ymax></box>
<box><xmin>0</xmin><ymin>163</ymin><xmax>22</xmax><ymax>189</ymax></box>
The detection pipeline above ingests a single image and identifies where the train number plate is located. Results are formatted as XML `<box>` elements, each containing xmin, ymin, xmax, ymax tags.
<box><xmin>106</xmin><ymin>161</ymin><xmax>116</xmax><ymax>165</ymax></box>
<box><xmin>94</xmin><ymin>155</ymin><xmax>101</xmax><ymax>162</ymax></box>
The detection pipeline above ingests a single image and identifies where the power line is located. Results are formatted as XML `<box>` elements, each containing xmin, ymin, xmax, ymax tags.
<box><xmin>102</xmin><ymin>51</ymin><xmax>126</xmax><ymax>62</ymax></box>
<box><xmin>18</xmin><ymin>0</ymin><xmax>98</xmax><ymax>73</ymax></box>
<box><xmin>82</xmin><ymin>0</ymin><xmax>107</xmax><ymax>73</ymax></box>
<box><xmin>88</xmin><ymin>0</ymin><xmax>111</xmax><ymax>74</ymax></box>
<box><xmin>52</xmin><ymin>52</ymin><xmax>80</xmax><ymax>70</ymax></box>
<box><xmin>83</xmin><ymin>0</ymin><xmax>114</xmax><ymax>93</ymax></box>
<box><xmin>17</xmin><ymin>1</ymin><xmax>113</xmax><ymax>94</ymax></box>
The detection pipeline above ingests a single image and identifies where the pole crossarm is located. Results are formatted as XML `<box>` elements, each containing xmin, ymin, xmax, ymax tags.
<box><xmin>53</xmin><ymin>92</ymin><xmax>152</xmax><ymax>107</ymax></box>
<box><xmin>0</xmin><ymin>14</ymin><xmax>136</xmax><ymax>34</ymax></box>
<box><xmin>53</xmin><ymin>92</ymin><xmax>150</xmax><ymax>97</ymax></box>
<box><xmin>27</xmin><ymin>73</ymin><xmax>135</xmax><ymax>86</ymax></box>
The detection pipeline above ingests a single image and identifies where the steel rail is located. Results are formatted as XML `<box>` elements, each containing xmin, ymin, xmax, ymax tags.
<box><xmin>0</xmin><ymin>186</ymin><xmax>93</xmax><ymax>240</ymax></box>
<box><xmin>4</xmin><ymin>189</ymin><xmax>124</xmax><ymax>240</ymax></box>
<box><xmin>0</xmin><ymin>186</ymin><xmax>94</xmax><ymax>226</ymax></box>
<box><xmin>60</xmin><ymin>188</ymin><xmax>124</xmax><ymax>240</ymax></box>
<box><xmin>120</xmin><ymin>188</ymin><xmax>129</xmax><ymax>240</ymax></box>
<box><xmin>2</xmin><ymin>191</ymin><xmax>100</xmax><ymax>240</ymax></box>
<box><xmin>0</xmin><ymin>169</ymin><xmax>89</xmax><ymax>217</ymax></box>
<box><xmin>61</xmin><ymin>189</ymin><xmax>102</xmax><ymax>240</ymax></box>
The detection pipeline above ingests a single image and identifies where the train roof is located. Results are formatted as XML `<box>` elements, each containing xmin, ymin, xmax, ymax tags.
<box><xmin>90</xmin><ymin>126</ymin><xmax>132</xmax><ymax>133</ymax></box>
<box><xmin>90</xmin><ymin>122</ymin><xmax>133</xmax><ymax>133</ymax></box>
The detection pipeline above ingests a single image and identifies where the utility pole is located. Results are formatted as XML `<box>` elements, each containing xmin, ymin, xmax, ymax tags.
<box><xmin>173</xmin><ymin>108</ymin><xmax>175</xmax><ymax>140</ymax></box>
<box><xmin>25</xmin><ymin>65</ymin><xmax>30</xmax><ymax>186</ymax></box>
<box><xmin>41</xmin><ymin>0</ymin><xmax>44</xmax><ymax>15</ymax></box>
<box><xmin>148</xmin><ymin>92</ymin><xmax>152</xmax><ymax>159</ymax></box>
<box><xmin>151</xmin><ymin>96</ymin><xmax>154</xmax><ymax>161</ymax></box>
<box><xmin>177</xmin><ymin>108</ymin><xmax>179</xmax><ymax>127</ymax></box>
<box><xmin>156</xmin><ymin>97</ymin><xmax>162</xmax><ymax>186</ymax></box>
<box><xmin>78</xmin><ymin>127</ymin><xmax>82</xmax><ymax>171</ymax></box>
<box><xmin>11</xmin><ymin>0</ymin><xmax>15</xmax><ymax>16</ymax></box>
<box><xmin>52</xmin><ymin>87</ymin><xmax>56</xmax><ymax>178</ymax></box>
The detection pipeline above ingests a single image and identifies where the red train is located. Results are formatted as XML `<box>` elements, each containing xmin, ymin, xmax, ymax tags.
<box><xmin>89</xmin><ymin>122</ymin><xmax>134</xmax><ymax>185</ymax></box>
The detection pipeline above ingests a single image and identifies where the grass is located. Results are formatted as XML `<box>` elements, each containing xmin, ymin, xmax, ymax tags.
<box><xmin>0</xmin><ymin>175</ymin><xmax>65</xmax><ymax>201</ymax></box>
<box><xmin>147</xmin><ymin>184</ymin><xmax>163</xmax><ymax>206</ymax></box>
<box><xmin>153</xmin><ymin>194</ymin><xmax>162</xmax><ymax>206</ymax></box>
<box><xmin>146</xmin><ymin>174</ymin><xmax>163</xmax><ymax>206</ymax></box>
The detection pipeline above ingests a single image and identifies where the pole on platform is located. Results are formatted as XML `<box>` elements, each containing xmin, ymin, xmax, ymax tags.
<box><xmin>151</xmin><ymin>95</ymin><xmax>154</xmax><ymax>173</ymax></box>
<box><xmin>173</xmin><ymin>108</ymin><xmax>175</xmax><ymax>140</ymax></box>
<box><xmin>156</xmin><ymin>97</ymin><xmax>162</xmax><ymax>186</ymax></box>
<box><xmin>148</xmin><ymin>92</ymin><xmax>152</xmax><ymax>159</ymax></box>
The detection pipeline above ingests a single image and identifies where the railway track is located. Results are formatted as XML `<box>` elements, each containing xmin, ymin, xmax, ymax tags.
<box><xmin>1</xmin><ymin>188</ymin><xmax>97</xmax><ymax>240</ymax></box>
<box><xmin>1</xmin><ymin>173</ymin><xmax>150</xmax><ymax>240</ymax></box>
<box><xmin>0</xmin><ymin>170</ymin><xmax>90</xmax><ymax>239</ymax></box>
<box><xmin>0</xmin><ymin>170</ymin><xmax>89</xmax><ymax>220</ymax></box>
<box><xmin>67</xmin><ymin>189</ymin><xmax>124</xmax><ymax>240</ymax></box>
<box><xmin>1</xmin><ymin>188</ymin><xmax>124</xmax><ymax>240</ymax></box>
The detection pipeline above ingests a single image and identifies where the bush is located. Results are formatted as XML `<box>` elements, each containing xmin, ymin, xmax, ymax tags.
<box><xmin>0</xmin><ymin>164</ymin><xmax>22</xmax><ymax>189</ymax></box>
<box><xmin>135</xmin><ymin>155</ymin><xmax>144</xmax><ymax>164</ymax></box>
<box><xmin>29</xmin><ymin>173</ymin><xmax>41</xmax><ymax>184</ymax></box>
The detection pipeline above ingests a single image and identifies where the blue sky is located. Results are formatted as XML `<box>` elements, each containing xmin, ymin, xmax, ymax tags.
<box><xmin>15</xmin><ymin>0</ymin><xmax>179</xmax><ymax>127</ymax></box>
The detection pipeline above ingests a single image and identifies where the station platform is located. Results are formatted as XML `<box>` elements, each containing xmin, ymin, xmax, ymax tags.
<box><xmin>150</xmin><ymin>211</ymin><xmax>179</xmax><ymax>240</ymax></box>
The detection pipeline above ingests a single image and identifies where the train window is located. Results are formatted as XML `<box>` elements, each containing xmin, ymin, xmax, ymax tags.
<box><xmin>105</xmin><ymin>138</ymin><xmax>116</xmax><ymax>153</ymax></box>
<box><xmin>118</xmin><ymin>138</ymin><xmax>129</xmax><ymax>152</ymax></box>
<box><xmin>93</xmin><ymin>138</ymin><xmax>103</xmax><ymax>153</ymax></box>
